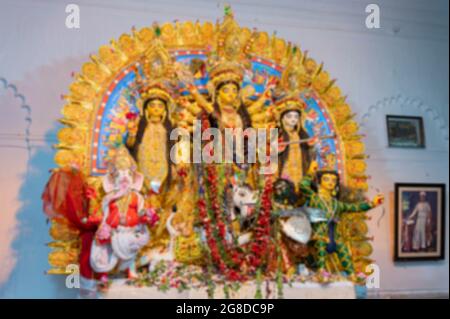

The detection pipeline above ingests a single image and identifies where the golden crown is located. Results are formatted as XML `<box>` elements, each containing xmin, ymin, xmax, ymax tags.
<box><xmin>206</xmin><ymin>7</ymin><xmax>252</xmax><ymax>90</ymax></box>
<box><xmin>279</xmin><ymin>53</ymin><xmax>305</xmax><ymax>94</ymax></box>
<box><xmin>321</xmin><ymin>153</ymin><xmax>337</xmax><ymax>172</ymax></box>
<box><xmin>135</xmin><ymin>40</ymin><xmax>175</xmax><ymax>105</ymax></box>
<box><xmin>274</xmin><ymin>95</ymin><xmax>306</xmax><ymax>122</ymax></box>
<box><xmin>109</xmin><ymin>147</ymin><xmax>136</xmax><ymax>171</ymax></box>
<box><xmin>208</xmin><ymin>61</ymin><xmax>245</xmax><ymax>88</ymax></box>
<box><xmin>139</xmin><ymin>84</ymin><xmax>173</xmax><ymax>104</ymax></box>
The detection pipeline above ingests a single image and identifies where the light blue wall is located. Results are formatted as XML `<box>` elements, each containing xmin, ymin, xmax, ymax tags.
<box><xmin>0</xmin><ymin>129</ymin><xmax>77</xmax><ymax>298</ymax></box>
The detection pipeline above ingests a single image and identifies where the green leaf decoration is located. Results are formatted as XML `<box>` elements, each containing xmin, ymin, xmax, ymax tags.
<box><xmin>154</xmin><ymin>25</ymin><xmax>161</xmax><ymax>37</ymax></box>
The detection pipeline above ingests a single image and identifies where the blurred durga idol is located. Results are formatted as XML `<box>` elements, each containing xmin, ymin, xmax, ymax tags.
<box><xmin>42</xmin><ymin>7</ymin><xmax>384</xmax><ymax>297</ymax></box>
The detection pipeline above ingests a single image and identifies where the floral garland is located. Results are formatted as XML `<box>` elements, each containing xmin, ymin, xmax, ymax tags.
<box><xmin>199</xmin><ymin>164</ymin><xmax>246</xmax><ymax>281</ymax></box>
<box><xmin>199</xmin><ymin>163</ymin><xmax>274</xmax><ymax>281</ymax></box>
<box><xmin>247</xmin><ymin>176</ymin><xmax>273</xmax><ymax>272</ymax></box>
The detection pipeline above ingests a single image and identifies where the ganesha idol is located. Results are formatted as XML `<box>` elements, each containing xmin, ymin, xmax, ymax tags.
<box><xmin>90</xmin><ymin>148</ymin><xmax>158</xmax><ymax>281</ymax></box>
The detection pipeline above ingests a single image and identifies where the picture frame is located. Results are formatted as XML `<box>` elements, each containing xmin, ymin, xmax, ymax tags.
<box><xmin>386</xmin><ymin>115</ymin><xmax>425</xmax><ymax>148</ymax></box>
<box><xmin>394</xmin><ymin>183</ymin><xmax>446</xmax><ymax>261</ymax></box>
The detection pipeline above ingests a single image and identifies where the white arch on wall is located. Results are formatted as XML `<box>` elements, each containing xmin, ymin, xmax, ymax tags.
<box><xmin>0</xmin><ymin>76</ymin><xmax>32</xmax><ymax>155</ymax></box>
<box><xmin>360</xmin><ymin>93</ymin><xmax>449</xmax><ymax>143</ymax></box>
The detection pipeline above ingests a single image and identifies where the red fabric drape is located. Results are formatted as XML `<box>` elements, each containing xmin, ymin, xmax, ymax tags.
<box><xmin>42</xmin><ymin>168</ymin><xmax>100</xmax><ymax>279</ymax></box>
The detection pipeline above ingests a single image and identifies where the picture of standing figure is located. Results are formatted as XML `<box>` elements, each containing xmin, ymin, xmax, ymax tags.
<box><xmin>395</xmin><ymin>184</ymin><xmax>446</xmax><ymax>261</ymax></box>
<box><xmin>408</xmin><ymin>191</ymin><xmax>433</xmax><ymax>251</ymax></box>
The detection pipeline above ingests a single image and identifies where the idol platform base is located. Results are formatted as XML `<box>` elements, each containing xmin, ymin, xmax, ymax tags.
<box><xmin>100</xmin><ymin>280</ymin><xmax>356</xmax><ymax>299</ymax></box>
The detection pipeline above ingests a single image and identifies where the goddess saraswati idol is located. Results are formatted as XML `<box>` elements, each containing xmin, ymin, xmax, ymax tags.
<box><xmin>42</xmin><ymin>6</ymin><xmax>385</xmax><ymax>298</ymax></box>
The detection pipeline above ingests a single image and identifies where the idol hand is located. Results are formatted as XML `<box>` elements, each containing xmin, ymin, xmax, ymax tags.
<box><xmin>174</xmin><ymin>62</ymin><xmax>195</xmax><ymax>87</ymax></box>
<box><xmin>372</xmin><ymin>194</ymin><xmax>385</xmax><ymax>207</ymax></box>
<box><xmin>266</xmin><ymin>76</ymin><xmax>278</xmax><ymax>90</ymax></box>
<box><xmin>307</xmin><ymin>135</ymin><xmax>319</xmax><ymax>146</ymax></box>
<box><xmin>308</xmin><ymin>161</ymin><xmax>319</xmax><ymax>176</ymax></box>
<box><xmin>262</xmin><ymin>77</ymin><xmax>278</xmax><ymax>99</ymax></box>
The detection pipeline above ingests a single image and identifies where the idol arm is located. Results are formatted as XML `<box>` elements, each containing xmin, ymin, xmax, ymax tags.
<box><xmin>247</xmin><ymin>89</ymin><xmax>271</xmax><ymax>114</ymax></box>
<box><xmin>188</xmin><ymin>86</ymin><xmax>214</xmax><ymax>114</ymax></box>
<box><xmin>298</xmin><ymin>174</ymin><xmax>316</xmax><ymax>198</ymax></box>
<box><xmin>126</xmin><ymin>135</ymin><xmax>136</xmax><ymax>149</ymax></box>
<box><xmin>337</xmin><ymin>200</ymin><xmax>373</xmax><ymax>214</ymax></box>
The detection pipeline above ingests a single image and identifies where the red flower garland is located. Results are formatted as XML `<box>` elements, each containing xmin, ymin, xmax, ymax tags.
<box><xmin>200</xmin><ymin>165</ymin><xmax>247</xmax><ymax>281</ymax></box>
<box><xmin>247</xmin><ymin>176</ymin><xmax>273</xmax><ymax>271</ymax></box>
<box><xmin>197</xmin><ymin>112</ymin><xmax>274</xmax><ymax>281</ymax></box>
<box><xmin>199</xmin><ymin>164</ymin><xmax>274</xmax><ymax>281</ymax></box>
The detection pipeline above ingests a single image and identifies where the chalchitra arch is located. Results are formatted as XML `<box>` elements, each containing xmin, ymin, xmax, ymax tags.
<box><xmin>44</xmin><ymin>8</ymin><xmax>379</xmax><ymax>297</ymax></box>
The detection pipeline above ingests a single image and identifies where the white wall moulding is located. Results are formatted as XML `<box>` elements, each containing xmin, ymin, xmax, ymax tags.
<box><xmin>361</xmin><ymin>94</ymin><xmax>449</xmax><ymax>141</ymax></box>
<box><xmin>0</xmin><ymin>77</ymin><xmax>32</xmax><ymax>153</ymax></box>
<box><xmin>360</xmin><ymin>93</ymin><xmax>449</xmax><ymax>149</ymax></box>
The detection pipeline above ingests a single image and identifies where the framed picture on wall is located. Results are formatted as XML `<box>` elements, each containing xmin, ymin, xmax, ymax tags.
<box><xmin>394</xmin><ymin>183</ymin><xmax>446</xmax><ymax>261</ymax></box>
<box><xmin>386</xmin><ymin>115</ymin><xmax>425</xmax><ymax>148</ymax></box>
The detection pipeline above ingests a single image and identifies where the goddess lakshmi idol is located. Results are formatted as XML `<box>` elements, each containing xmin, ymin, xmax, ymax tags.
<box><xmin>126</xmin><ymin>41</ymin><xmax>177</xmax><ymax>196</ymax></box>
<box><xmin>124</xmin><ymin>41</ymin><xmax>201</xmax><ymax>265</ymax></box>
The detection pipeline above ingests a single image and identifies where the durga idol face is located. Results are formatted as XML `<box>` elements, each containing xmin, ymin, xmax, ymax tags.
<box><xmin>319</xmin><ymin>173</ymin><xmax>338</xmax><ymax>193</ymax></box>
<box><xmin>217</xmin><ymin>82</ymin><xmax>239</xmax><ymax>111</ymax></box>
<box><xmin>145</xmin><ymin>99</ymin><xmax>166</xmax><ymax>122</ymax></box>
<box><xmin>282</xmin><ymin>110</ymin><xmax>301</xmax><ymax>129</ymax></box>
